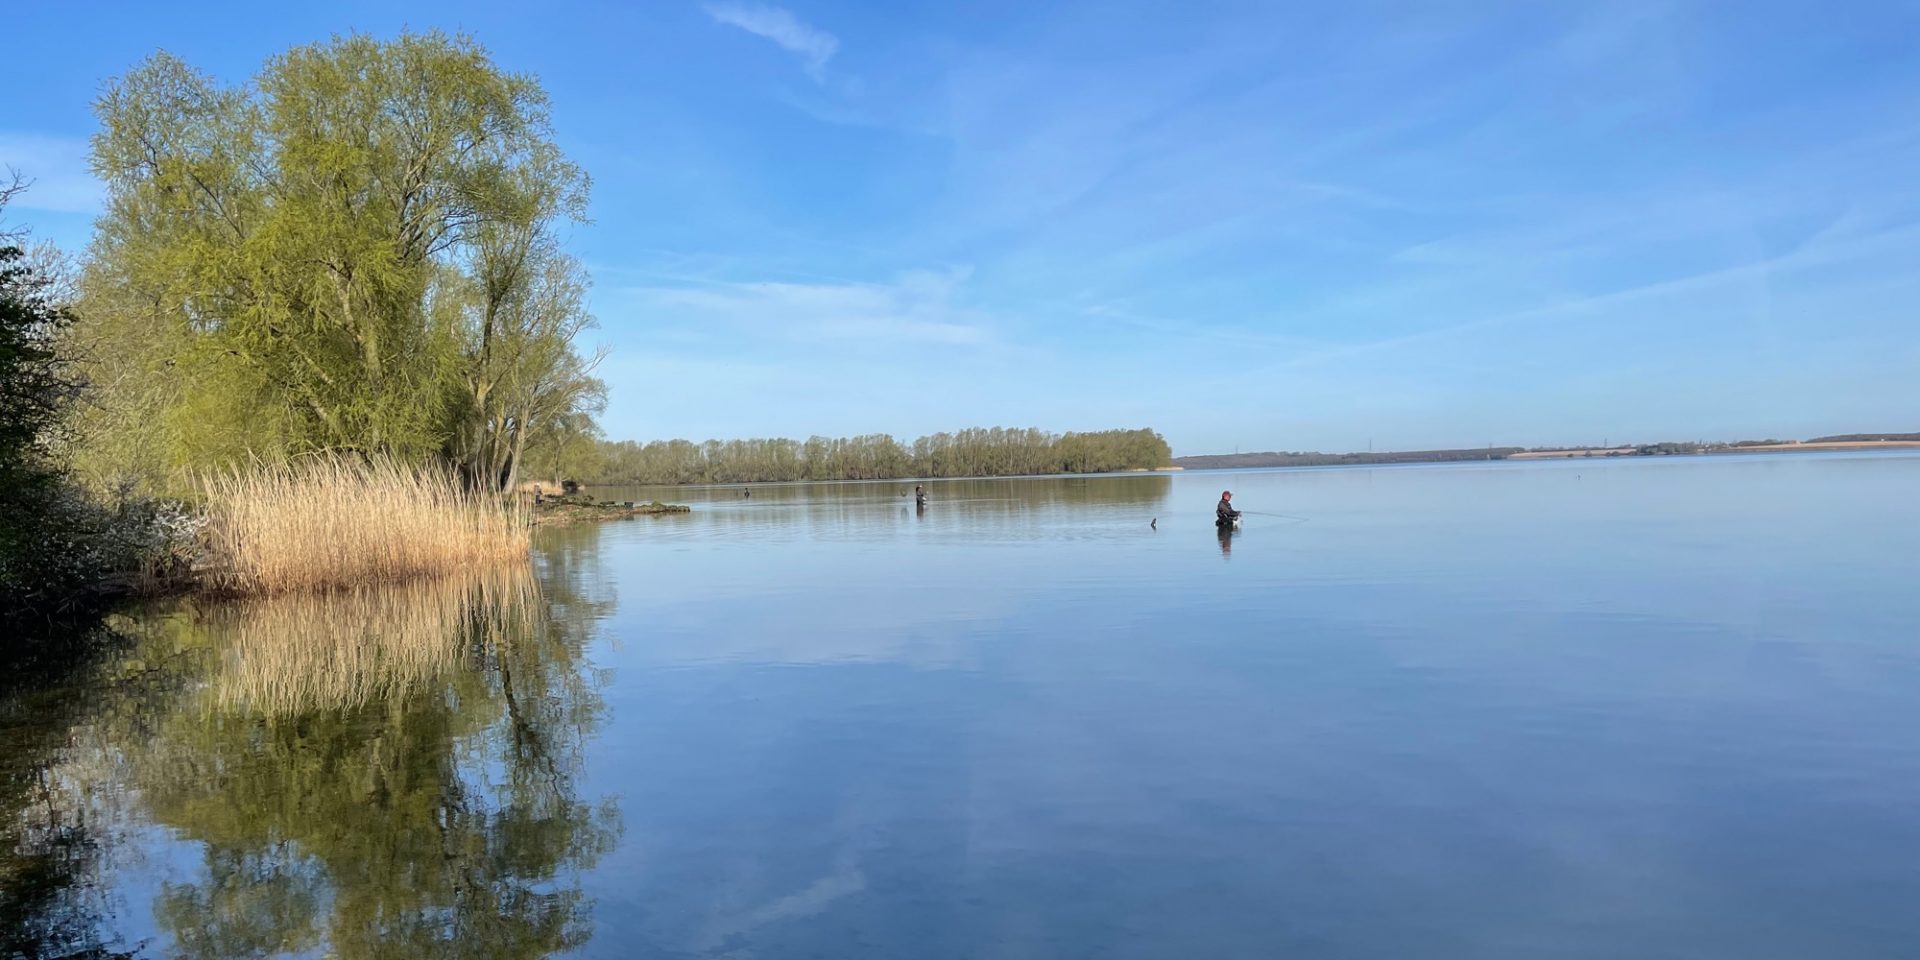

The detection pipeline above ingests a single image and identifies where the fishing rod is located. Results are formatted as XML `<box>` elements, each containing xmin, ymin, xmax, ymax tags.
<box><xmin>1235</xmin><ymin>510</ymin><xmax>1309</xmax><ymax>523</ymax></box>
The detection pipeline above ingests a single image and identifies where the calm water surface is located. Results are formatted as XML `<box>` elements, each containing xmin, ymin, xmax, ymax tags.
<box><xmin>5</xmin><ymin>453</ymin><xmax>1919</xmax><ymax>958</ymax></box>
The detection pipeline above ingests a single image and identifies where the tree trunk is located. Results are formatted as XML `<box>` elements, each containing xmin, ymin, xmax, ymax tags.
<box><xmin>502</xmin><ymin>411</ymin><xmax>530</xmax><ymax>494</ymax></box>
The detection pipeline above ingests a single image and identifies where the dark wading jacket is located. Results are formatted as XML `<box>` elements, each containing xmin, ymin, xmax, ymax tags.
<box><xmin>1216</xmin><ymin>497</ymin><xmax>1240</xmax><ymax>523</ymax></box>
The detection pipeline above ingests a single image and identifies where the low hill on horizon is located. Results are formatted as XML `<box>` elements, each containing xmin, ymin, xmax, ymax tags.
<box><xmin>1175</xmin><ymin>431</ymin><xmax>1919</xmax><ymax>469</ymax></box>
<box><xmin>1173</xmin><ymin>447</ymin><xmax>1525</xmax><ymax>469</ymax></box>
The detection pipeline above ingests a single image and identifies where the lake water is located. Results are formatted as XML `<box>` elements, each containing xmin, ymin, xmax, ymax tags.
<box><xmin>5</xmin><ymin>452</ymin><xmax>1920</xmax><ymax>958</ymax></box>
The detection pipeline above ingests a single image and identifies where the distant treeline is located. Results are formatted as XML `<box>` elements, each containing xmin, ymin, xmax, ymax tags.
<box><xmin>1806</xmin><ymin>433</ymin><xmax>1920</xmax><ymax>443</ymax></box>
<box><xmin>1176</xmin><ymin>431</ymin><xmax>1920</xmax><ymax>471</ymax></box>
<box><xmin>584</xmin><ymin>428</ymin><xmax>1172</xmax><ymax>484</ymax></box>
<box><xmin>1173</xmin><ymin>447</ymin><xmax>1524</xmax><ymax>470</ymax></box>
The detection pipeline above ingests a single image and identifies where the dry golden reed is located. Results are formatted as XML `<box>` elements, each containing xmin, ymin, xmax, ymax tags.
<box><xmin>199</xmin><ymin>455</ymin><xmax>529</xmax><ymax>594</ymax></box>
<box><xmin>209</xmin><ymin>565</ymin><xmax>540</xmax><ymax>716</ymax></box>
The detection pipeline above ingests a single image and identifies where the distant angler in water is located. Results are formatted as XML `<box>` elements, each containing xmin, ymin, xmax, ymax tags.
<box><xmin>1216</xmin><ymin>490</ymin><xmax>1241</xmax><ymax>527</ymax></box>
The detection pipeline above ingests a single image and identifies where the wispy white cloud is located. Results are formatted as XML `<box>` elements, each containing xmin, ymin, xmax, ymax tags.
<box><xmin>0</xmin><ymin>133</ymin><xmax>101</xmax><ymax>214</ymax></box>
<box><xmin>702</xmin><ymin>2</ymin><xmax>838</xmax><ymax>82</ymax></box>
<box><xmin>615</xmin><ymin>266</ymin><xmax>995</xmax><ymax>346</ymax></box>
<box><xmin>1081</xmin><ymin>301</ymin><xmax>1329</xmax><ymax>351</ymax></box>
<box><xmin>1265</xmin><ymin>216</ymin><xmax>1920</xmax><ymax>374</ymax></box>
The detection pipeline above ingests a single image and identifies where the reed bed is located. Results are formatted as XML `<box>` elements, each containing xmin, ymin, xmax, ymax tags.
<box><xmin>210</xmin><ymin>565</ymin><xmax>540</xmax><ymax>716</ymax></box>
<box><xmin>199</xmin><ymin>456</ymin><xmax>529</xmax><ymax>595</ymax></box>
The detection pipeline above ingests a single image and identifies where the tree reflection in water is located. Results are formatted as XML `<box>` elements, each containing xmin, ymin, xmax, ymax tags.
<box><xmin>2</xmin><ymin>565</ymin><xmax>618</xmax><ymax>959</ymax></box>
<box><xmin>1</xmin><ymin>623</ymin><xmax>142</xmax><ymax>960</ymax></box>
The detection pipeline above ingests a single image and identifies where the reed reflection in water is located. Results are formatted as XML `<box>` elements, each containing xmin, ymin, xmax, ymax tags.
<box><xmin>206</xmin><ymin>566</ymin><xmax>539</xmax><ymax>716</ymax></box>
<box><xmin>1</xmin><ymin>565</ymin><xmax>619</xmax><ymax>960</ymax></box>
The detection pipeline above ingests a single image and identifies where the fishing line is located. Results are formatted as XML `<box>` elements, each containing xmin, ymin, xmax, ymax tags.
<box><xmin>1237</xmin><ymin>510</ymin><xmax>1309</xmax><ymax>523</ymax></box>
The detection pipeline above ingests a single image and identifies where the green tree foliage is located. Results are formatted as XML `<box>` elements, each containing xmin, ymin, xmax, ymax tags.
<box><xmin>587</xmin><ymin>427</ymin><xmax>1172</xmax><ymax>484</ymax></box>
<box><xmin>443</xmin><ymin>229</ymin><xmax>607</xmax><ymax>491</ymax></box>
<box><xmin>75</xmin><ymin>32</ymin><xmax>603</xmax><ymax>491</ymax></box>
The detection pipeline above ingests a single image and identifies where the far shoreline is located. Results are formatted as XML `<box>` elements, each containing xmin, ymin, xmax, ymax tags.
<box><xmin>569</xmin><ymin>467</ymin><xmax>1189</xmax><ymax>491</ymax></box>
<box><xmin>1509</xmin><ymin>440</ymin><xmax>1920</xmax><ymax>460</ymax></box>
<box><xmin>556</xmin><ymin>439</ymin><xmax>1918</xmax><ymax>491</ymax></box>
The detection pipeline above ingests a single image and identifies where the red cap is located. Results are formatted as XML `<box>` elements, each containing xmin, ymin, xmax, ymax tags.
<box><xmin>1222</xmin><ymin>490</ymin><xmax>1232</xmax><ymax>497</ymax></box>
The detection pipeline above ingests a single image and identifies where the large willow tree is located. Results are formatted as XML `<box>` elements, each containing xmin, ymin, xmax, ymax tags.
<box><xmin>77</xmin><ymin>32</ymin><xmax>603</xmax><ymax>491</ymax></box>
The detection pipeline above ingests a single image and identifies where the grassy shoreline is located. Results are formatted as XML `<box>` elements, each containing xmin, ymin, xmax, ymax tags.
<box><xmin>196</xmin><ymin>457</ymin><xmax>531</xmax><ymax>596</ymax></box>
<box><xmin>25</xmin><ymin>461</ymin><xmax>697</xmax><ymax>615</ymax></box>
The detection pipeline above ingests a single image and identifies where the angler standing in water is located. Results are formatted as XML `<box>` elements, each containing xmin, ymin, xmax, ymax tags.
<box><xmin>1216</xmin><ymin>490</ymin><xmax>1241</xmax><ymax>527</ymax></box>
<box><xmin>914</xmin><ymin>484</ymin><xmax>928</xmax><ymax>507</ymax></box>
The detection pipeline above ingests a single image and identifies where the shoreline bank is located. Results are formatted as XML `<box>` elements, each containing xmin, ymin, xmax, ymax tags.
<box><xmin>1510</xmin><ymin>440</ymin><xmax>1920</xmax><ymax>460</ymax></box>
<box><xmin>533</xmin><ymin>496</ymin><xmax>691</xmax><ymax>525</ymax></box>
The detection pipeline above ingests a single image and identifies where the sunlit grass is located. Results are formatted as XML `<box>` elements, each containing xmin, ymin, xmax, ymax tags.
<box><xmin>199</xmin><ymin>455</ymin><xmax>529</xmax><ymax>595</ymax></box>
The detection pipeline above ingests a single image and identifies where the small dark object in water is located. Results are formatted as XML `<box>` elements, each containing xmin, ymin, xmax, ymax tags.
<box><xmin>1150</xmin><ymin>518</ymin><xmax>1157</xmax><ymax>529</ymax></box>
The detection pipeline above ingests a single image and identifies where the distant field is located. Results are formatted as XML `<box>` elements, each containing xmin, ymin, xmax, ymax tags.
<box><xmin>1731</xmin><ymin>440</ymin><xmax>1920</xmax><ymax>452</ymax></box>
<box><xmin>1509</xmin><ymin>442</ymin><xmax>1920</xmax><ymax>459</ymax></box>
<box><xmin>1173</xmin><ymin>448</ymin><xmax>1523</xmax><ymax>470</ymax></box>
<box><xmin>1508</xmin><ymin>447</ymin><xmax>1638</xmax><ymax>460</ymax></box>
<box><xmin>1807</xmin><ymin>433</ymin><xmax>1920</xmax><ymax>443</ymax></box>
<box><xmin>1178</xmin><ymin>436</ymin><xmax>1920</xmax><ymax>469</ymax></box>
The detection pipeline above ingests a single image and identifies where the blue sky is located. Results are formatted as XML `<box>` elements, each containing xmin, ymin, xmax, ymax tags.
<box><xmin>4</xmin><ymin>1</ymin><xmax>1917</xmax><ymax>455</ymax></box>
